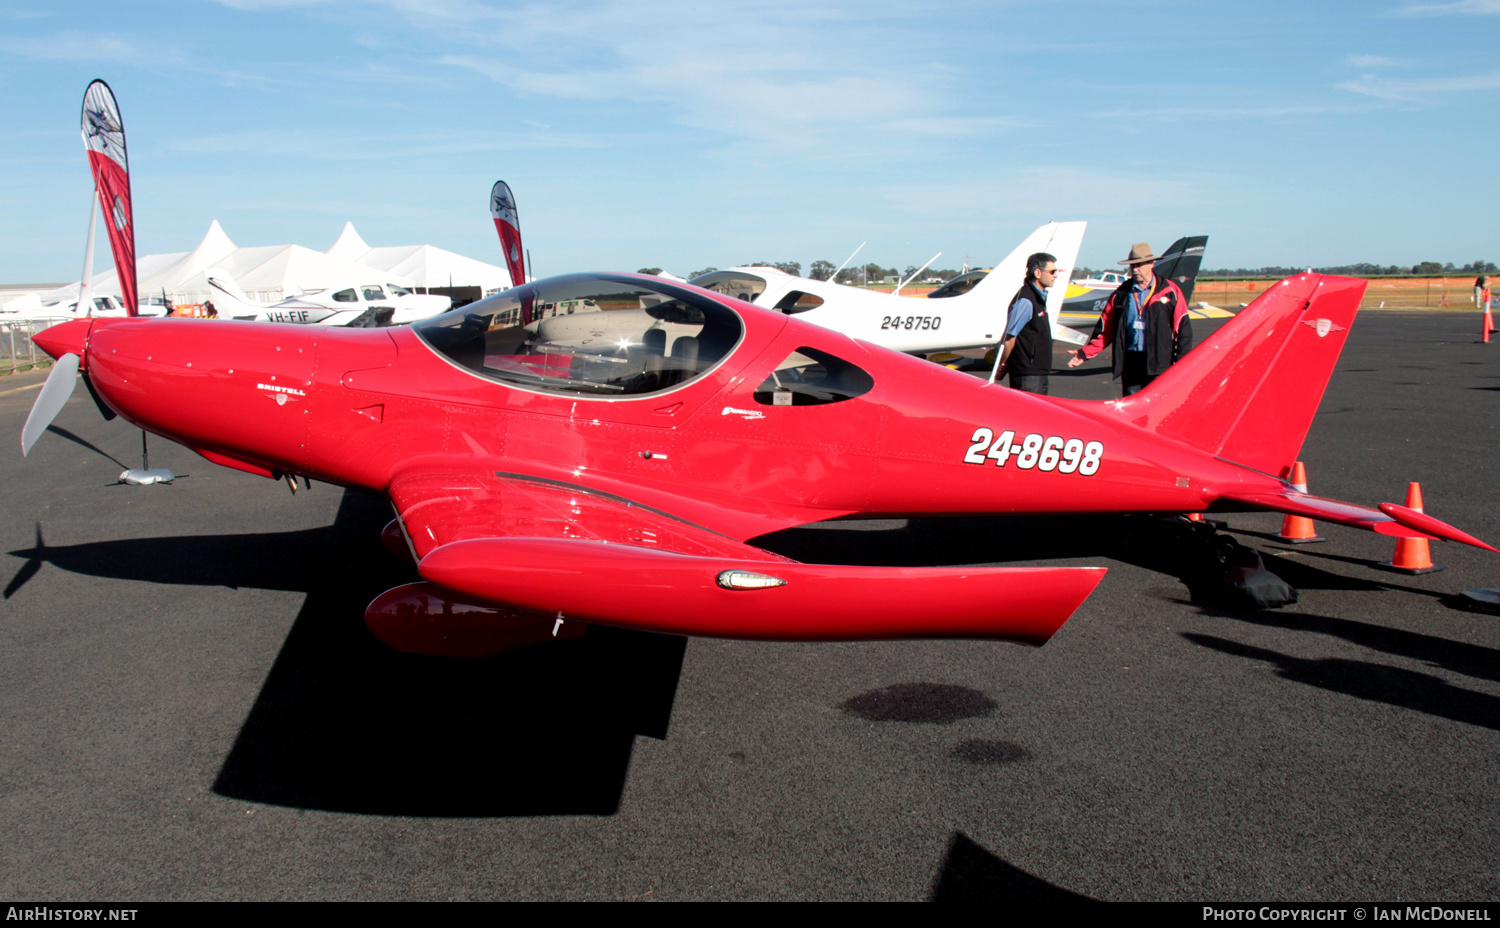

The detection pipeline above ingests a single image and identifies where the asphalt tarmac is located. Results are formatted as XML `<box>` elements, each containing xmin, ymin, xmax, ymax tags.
<box><xmin>0</xmin><ymin>311</ymin><xmax>1496</xmax><ymax>902</ymax></box>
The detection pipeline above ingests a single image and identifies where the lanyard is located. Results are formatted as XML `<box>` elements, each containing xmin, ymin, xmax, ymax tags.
<box><xmin>1130</xmin><ymin>280</ymin><xmax>1154</xmax><ymax>318</ymax></box>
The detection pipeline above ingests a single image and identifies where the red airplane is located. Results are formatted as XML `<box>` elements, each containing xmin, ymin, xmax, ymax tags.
<box><xmin>22</xmin><ymin>271</ymin><xmax>1494</xmax><ymax>658</ymax></box>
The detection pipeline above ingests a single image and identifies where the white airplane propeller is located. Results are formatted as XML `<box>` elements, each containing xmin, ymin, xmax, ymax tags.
<box><xmin>21</xmin><ymin>352</ymin><xmax>80</xmax><ymax>457</ymax></box>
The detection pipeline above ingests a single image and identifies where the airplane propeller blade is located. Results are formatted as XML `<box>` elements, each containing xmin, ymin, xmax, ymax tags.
<box><xmin>21</xmin><ymin>352</ymin><xmax>81</xmax><ymax>457</ymax></box>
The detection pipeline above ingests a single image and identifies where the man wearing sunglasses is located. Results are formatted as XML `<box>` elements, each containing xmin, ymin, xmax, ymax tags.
<box><xmin>1067</xmin><ymin>241</ymin><xmax>1193</xmax><ymax>395</ymax></box>
<box><xmin>994</xmin><ymin>252</ymin><xmax>1059</xmax><ymax>394</ymax></box>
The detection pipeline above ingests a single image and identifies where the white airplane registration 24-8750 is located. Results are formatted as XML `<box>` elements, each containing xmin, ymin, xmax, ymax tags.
<box><xmin>688</xmin><ymin>222</ymin><xmax>1088</xmax><ymax>354</ymax></box>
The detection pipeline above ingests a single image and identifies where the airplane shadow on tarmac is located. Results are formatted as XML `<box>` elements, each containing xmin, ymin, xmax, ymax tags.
<box><xmin>928</xmin><ymin>832</ymin><xmax>1094</xmax><ymax>903</ymax></box>
<box><xmin>208</xmin><ymin>488</ymin><xmax>690</xmax><ymax>817</ymax></box>
<box><xmin>1184</xmin><ymin>632</ymin><xmax>1500</xmax><ymax>732</ymax></box>
<box><xmin>11</xmin><ymin>496</ymin><xmax>1499</xmax><ymax>812</ymax></box>
<box><xmin>6</xmin><ymin>488</ymin><xmax>688</xmax><ymax>817</ymax></box>
<box><xmin>762</xmin><ymin>515</ymin><xmax>1500</xmax><ymax>733</ymax></box>
<box><xmin>1162</xmin><ymin>578</ymin><xmax>1500</xmax><ymax>730</ymax></box>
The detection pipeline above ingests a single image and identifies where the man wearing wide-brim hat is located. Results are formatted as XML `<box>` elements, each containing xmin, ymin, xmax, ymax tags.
<box><xmin>1067</xmin><ymin>241</ymin><xmax>1194</xmax><ymax>395</ymax></box>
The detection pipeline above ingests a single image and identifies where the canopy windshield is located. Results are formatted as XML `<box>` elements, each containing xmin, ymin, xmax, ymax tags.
<box><xmin>413</xmin><ymin>273</ymin><xmax>743</xmax><ymax>397</ymax></box>
<box><xmin>689</xmin><ymin>270</ymin><xmax>768</xmax><ymax>303</ymax></box>
<box><xmin>927</xmin><ymin>269</ymin><xmax>987</xmax><ymax>299</ymax></box>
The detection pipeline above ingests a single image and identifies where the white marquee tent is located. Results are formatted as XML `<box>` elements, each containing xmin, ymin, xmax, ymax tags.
<box><xmin>44</xmin><ymin>221</ymin><xmax>514</xmax><ymax>307</ymax></box>
<box><xmin>326</xmin><ymin>222</ymin><xmax>515</xmax><ymax>293</ymax></box>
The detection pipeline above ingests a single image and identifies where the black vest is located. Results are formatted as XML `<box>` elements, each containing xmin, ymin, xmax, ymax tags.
<box><xmin>1006</xmin><ymin>281</ymin><xmax>1052</xmax><ymax>376</ymax></box>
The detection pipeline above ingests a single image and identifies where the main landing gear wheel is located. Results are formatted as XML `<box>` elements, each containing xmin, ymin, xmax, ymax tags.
<box><xmin>1180</xmin><ymin>520</ymin><xmax>1298</xmax><ymax>611</ymax></box>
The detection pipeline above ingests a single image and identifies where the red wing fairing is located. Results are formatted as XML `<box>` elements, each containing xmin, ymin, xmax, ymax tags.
<box><xmin>389</xmin><ymin>466</ymin><xmax>1105</xmax><ymax>646</ymax></box>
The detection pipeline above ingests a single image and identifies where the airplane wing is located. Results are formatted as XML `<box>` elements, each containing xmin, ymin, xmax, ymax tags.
<box><xmin>388</xmin><ymin>467</ymin><xmax>1106</xmax><ymax>644</ymax></box>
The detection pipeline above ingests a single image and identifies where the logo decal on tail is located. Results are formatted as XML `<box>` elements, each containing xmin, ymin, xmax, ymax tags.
<box><xmin>1303</xmin><ymin>318</ymin><xmax>1346</xmax><ymax>338</ymax></box>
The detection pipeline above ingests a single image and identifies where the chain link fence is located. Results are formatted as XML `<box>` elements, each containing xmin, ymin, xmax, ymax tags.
<box><xmin>1</xmin><ymin>318</ymin><xmax>70</xmax><ymax>375</ymax></box>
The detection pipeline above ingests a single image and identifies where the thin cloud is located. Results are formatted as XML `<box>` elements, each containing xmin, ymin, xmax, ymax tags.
<box><xmin>435</xmin><ymin>4</ymin><xmax>1000</xmax><ymax>155</ymax></box>
<box><xmin>883</xmin><ymin>116</ymin><xmax>1027</xmax><ymax>136</ymax></box>
<box><xmin>218</xmin><ymin>0</ymin><xmax>1002</xmax><ymax>153</ymax></box>
<box><xmin>211</xmin><ymin>0</ymin><xmax>341</xmax><ymax>9</ymax></box>
<box><xmin>1392</xmin><ymin>0</ymin><xmax>1500</xmax><ymax>14</ymax></box>
<box><xmin>1090</xmin><ymin>102</ymin><xmax>1360</xmax><ymax>122</ymax></box>
<box><xmin>1337</xmin><ymin>71</ymin><xmax>1500</xmax><ymax>102</ymax></box>
<box><xmin>0</xmin><ymin>31</ymin><xmax>139</xmax><ymax>62</ymax></box>
<box><xmin>890</xmin><ymin>167</ymin><xmax>1224</xmax><ymax>222</ymax></box>
<box><xmin>169</xmin><ymin>127</ymin><xmax>610</xmax><ymax>160</ymax></box>
<box><xmin>0</xmin><ymin>28</ymin><xmax>300</xmax><ymax>92</ymax></box>
<box><xmin>1348</xmin><ymin>55</ymin><xmax>1400</xmax><ymax>68</ymax></box>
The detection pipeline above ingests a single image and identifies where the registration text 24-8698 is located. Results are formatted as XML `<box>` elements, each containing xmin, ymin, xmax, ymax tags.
<box><xmin>963</xmin><ymin>428</ymin><xmax>1103</xmax><ymax>475</ymax></box>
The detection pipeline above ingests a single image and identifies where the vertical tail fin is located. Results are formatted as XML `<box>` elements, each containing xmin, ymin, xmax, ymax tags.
<box><xmin>1111</xmin><ymin>273</ymin><xmax>1366</xmax><ymax>477</ymax></box>
<box><xmin>1151</xmin><ymin>235</ymin><xmax>1209</xmax><ymax>304</ymax></box>
<box><xmin>1039</xmin><ymin>223</ymin><xmax>1088</xmax><ymax>346</ymax></box>
<box><xmin>958</xmin><ymin>221</ymin><xmax>1088</xmax><ymax>345</ymax></box>
<box><xmin>204</xmin><ymin>269</ymin><xmax>262</xmax><ymax>317</ymax></box>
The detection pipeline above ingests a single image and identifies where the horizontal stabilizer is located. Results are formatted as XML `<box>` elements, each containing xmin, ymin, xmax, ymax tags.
<box><xmin>1379</xmin><ymin>502</ymin><xmax>1498</xmax><ymax>552</ymax></box>
<box><xmin>419</xmin><ymin>537</ymin><xmax>1105</xmax><ymax>645</ymax></box>
<box><xmin>1222</xmin><ymin>490</ymin><xmax>1496</xmax><ymax>552</ymax></box>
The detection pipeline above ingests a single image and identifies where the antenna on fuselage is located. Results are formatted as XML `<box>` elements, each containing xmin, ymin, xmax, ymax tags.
<box><xmin>830</xmin><ymin>242</ymin><xmax>865</xmax><ymax>284</ymax></box>
<box><xmin>894</xmin><ymin>252</ymin><xmax>941</xmax><ymax>296</ymax></box>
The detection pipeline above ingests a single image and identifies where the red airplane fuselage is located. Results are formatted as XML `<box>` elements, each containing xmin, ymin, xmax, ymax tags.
<box><xmin>69</xmin><ymin>305</ymin><xmax>1263</xmax><ymax>542</ymax></box>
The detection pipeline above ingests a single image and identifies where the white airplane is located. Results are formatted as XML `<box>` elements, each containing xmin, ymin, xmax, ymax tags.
<box><xmin>688</xmin><ymin>221</ymin><xmax>1088</xmax><ymax>354</ymax></box>
<box><xmin>918</xmin><ymin>235</ymin><xmax>1216</xmax><ymax>334</ymax></box>
<box><xmin>1072</xmin><ymin>270</ymin><xmax>1128</xmax><ymax>289</ymax></box>
<box><xmin>5</xmin><ymin>292</ymin><xmax>166</xmax><ymax>322</ymax></box>
<box><xmin>1</xmin><ymin>292</ymin><xmax>72</xmax><ymax>324</ymax></box>
<box><xmin>206</xmin><ymin>270</ymin><xmax>451</xmax><ymax>327</ymax></box>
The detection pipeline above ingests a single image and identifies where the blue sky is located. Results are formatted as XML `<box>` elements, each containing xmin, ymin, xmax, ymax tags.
<box><xmin>1</xmin><ymin>0</ymin><xmax>1496</xmax><ymax>283</ymax></box>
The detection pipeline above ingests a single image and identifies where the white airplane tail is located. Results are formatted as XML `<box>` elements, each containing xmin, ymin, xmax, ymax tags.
<box><xmin>3</xmin><ymin>292</ymin><xmax>42</xmax><ymax>315</ymax></box>
<box><xmin>204</xmin><ymin>269</ymin><xmax>263</xmax><ymax>318</ymax></box>
<box><xmin>958</xmin><ymin>221</ymin><xmax>1088</xmax><ymax>346</ymax></box>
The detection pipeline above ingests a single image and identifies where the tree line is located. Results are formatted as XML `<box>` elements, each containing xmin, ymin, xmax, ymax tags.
<box><xmin>1198</xmin><ymin>260</ymin><xmax>1496</xmax><ymax>278</ymax></box>
<box><xmin>639</xmin><ymin>259</ymin><xmax>1498</xmax><ymax>284</ymax></box>
<box><xmin>654</xmin><ymin>261</ymin><xmax>968</xmax><ymax>285</ymax></box>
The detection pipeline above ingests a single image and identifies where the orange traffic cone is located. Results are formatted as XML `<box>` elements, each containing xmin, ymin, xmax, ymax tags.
<box><xmin>1278</xmin><ymin>461</ymin><xmax>1324</xmax><ymax>543</ymax></box>
<box><xmin>1483</xmin><ymin>308</ymin><xmax>1494</xmax><ymax>343</ymax></box>
<box><xmin>1380</xmin><ymin>482</ymin><xmax>1445</xmax><ymax>574</ymax></box>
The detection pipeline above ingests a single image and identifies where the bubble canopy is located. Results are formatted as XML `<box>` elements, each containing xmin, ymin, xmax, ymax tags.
<box><xmin>412</xmin><ymin>274</ymin><xmax>744</xmax><ymax>397</ymax></box>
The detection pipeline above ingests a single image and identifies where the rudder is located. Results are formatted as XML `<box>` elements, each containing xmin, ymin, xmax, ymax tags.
<box><xmin>1152</xmin><ymin>235</ymin><xmax>1209</xmax><ymax>304</ymax></box>
<box><xmin>1109</xmin><ymin>273</ymin><xmax>1366</xmax><ymax>477</ymax></box>
<box><xmin>960</xmin><ymin>221</ymin><xmax>1088</xmax><ymax>346</ymax></box>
